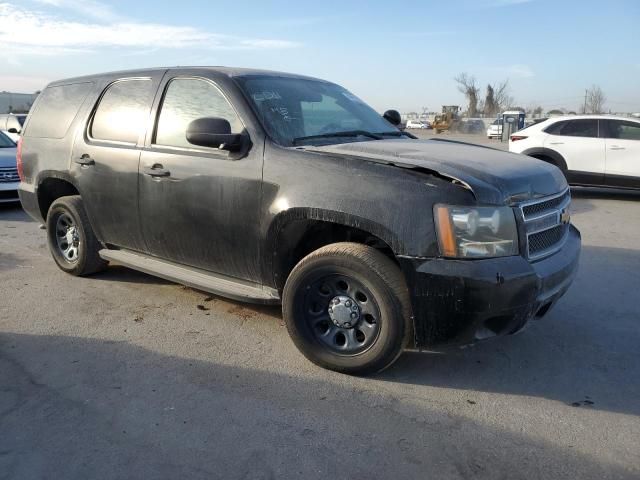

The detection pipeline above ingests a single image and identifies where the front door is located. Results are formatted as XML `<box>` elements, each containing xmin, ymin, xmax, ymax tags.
<box><xmin>604</xmin><ymin>119</ymin><xmax>640</xmax><ymax>188</ymax></box>
<box><xmin>71</xmin><ymin>75</ymin><xmax>162</xmax><ymax>252</ymax></box>
<box><xmin>138</xmin><ymin>75</ymin><xmax>263</xmax><ymax>282</ymax></box>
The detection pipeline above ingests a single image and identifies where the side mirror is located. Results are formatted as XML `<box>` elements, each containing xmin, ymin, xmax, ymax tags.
<box><xmin>383</xmin><ymin>109</ymin><xmax>402</xmax><ymax>127</ymax></box>
<box><xmin>186</xmin><ymin>117</ymin><xmax>243</xmax><ymax>151</ymax></box>
<box><xmin>7</xmin><ymin>128</ymin><xmax>18</xmax><ymax>134</ymax></box>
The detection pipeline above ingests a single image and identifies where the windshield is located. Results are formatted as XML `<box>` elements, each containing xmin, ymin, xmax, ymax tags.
<box><xmin>236</xmin><ymin>76</ymin><xmax>399</xmax><ymax>146</ymax></box>
<box><xmin>0</xmin><ymin>131</ymin><xmax>16</xmax><ymax>148</ymax></box>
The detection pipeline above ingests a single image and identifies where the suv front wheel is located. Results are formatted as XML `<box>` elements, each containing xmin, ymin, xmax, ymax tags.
<box><xmin>283</xmin><ymin>243</ymin><xmax>412</xmax><ymax>375</ymax></box>
<box><xmin>46</xmin><ymin>195</ymin><xmax>107</xmax><ymax>276</ymax></box>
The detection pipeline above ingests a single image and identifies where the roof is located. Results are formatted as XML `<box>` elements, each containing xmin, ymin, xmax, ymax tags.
<box><xmin>47</xmin><ymin>66</ymin><xmax>329</xmax><ymax>88</ymax></box>
<box><xmin>546</xmin><ymin>114</ymin><xmax>640</xmax><ymax>122</ymax></box>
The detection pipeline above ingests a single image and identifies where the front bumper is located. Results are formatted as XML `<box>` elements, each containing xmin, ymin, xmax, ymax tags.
<box><xmin>0</xmin><ymin>181</ymin><xmax>20</xmax><ymax>203</ymax></box>
<box><xmin>400</xmin><ymin>224</ymin><xmax>581</xmax><ymax>349</ymax></box>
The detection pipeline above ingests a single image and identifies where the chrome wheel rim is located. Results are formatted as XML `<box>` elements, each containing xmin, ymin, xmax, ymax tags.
<box><xmin>304</xmin><ymin>274</ymin><xmax>381</xmax><ymax>355</ymax></box>
<box><xmin>55</xmin><ymin>213</ymin><xmax>80</xmax><ymax>263</ymax></box>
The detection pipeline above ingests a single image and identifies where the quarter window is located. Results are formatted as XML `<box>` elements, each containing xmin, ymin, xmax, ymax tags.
<box><xmin>607</xmin><ymin>120</ymin><xmax>640</xmax><ymax>141</ymax></box>
<box><xmin>91</xmin><ymin>79</ymin><xmax>154</xmax><ymax>144</ymax></box>
<box><xmin>155</xmin><ymin>78</ymin><xmax>242</xmax><ymax>149</ymax></box>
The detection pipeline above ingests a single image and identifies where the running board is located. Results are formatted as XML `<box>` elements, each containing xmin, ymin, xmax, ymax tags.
<box><xmin>98</xmin><ymin>249</ymin><xmax>280</xmax><ymax>305</ymax></box>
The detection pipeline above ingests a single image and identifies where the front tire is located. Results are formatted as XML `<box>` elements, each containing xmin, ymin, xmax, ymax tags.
<box><xmin>283</xmin><ymin>243</ymin><xmax>412</xmax><ymax>375</ymax></box>
<box><xmin>46</xmin><ymin>195</ymin><xmax>107</xmax><ymax>276</ymax></box>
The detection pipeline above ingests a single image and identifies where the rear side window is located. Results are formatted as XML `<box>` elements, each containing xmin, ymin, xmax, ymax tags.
<box><xmin>545</xmin><ymin>119</ymin><xmax>598</xmax><ymax>138</ymax></box>
<box><xmin>23</xmin><ymin>82</ymin><xmax>93</xmax><ymax>139</ymax></box>
<box><xmin>606</xmin><ymin>120</ymin><xmax>640</xmax><ymax>141</ymax></box>
<box><xmin>543</xmin><ymin>121</ymin><xmax>567</xmax><ymax>135</ymax></box>
<box><xmin>91</xmin><ymin>79</ymin><xmax>154</xmax><ymax>144</ymax></box>
<box><xmin>154</xmin><ymin>77</ymin><xmax>242</xmax><ymax>148</ymax></box>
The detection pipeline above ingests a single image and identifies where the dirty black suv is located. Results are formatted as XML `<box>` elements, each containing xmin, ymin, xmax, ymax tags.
<box><xmin>18</xmin><ymin>67</ymin><xmax>581</xmax><ymax>374</ymax></box>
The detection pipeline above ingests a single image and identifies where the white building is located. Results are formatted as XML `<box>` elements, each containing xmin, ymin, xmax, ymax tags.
<box><xmin>0</xmin><ymin>91</ymin><xmax>39</xmax><ymax>114</ymax></box>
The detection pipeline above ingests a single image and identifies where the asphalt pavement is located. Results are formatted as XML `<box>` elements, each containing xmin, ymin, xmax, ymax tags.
<box><xmin>1</xmin><ymin>159</ymin><xmax>639</xmax><ymax>478</ymax></box>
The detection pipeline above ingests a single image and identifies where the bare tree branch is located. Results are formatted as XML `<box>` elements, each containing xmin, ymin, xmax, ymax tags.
<box><xmin>454</xmin><ymin>73</ymin><xmax>479</xmax><ymax>117</ymax></box>
<box><xmin>586</xmin><ymin>85</ymin><xmax>606</xmax><ymax>114</ymax></box>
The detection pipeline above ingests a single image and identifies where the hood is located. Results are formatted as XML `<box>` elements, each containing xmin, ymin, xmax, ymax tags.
<box><xmin>0</xmin><ymin>147</ymin><xmax>17</xmax><ymax>169</ymax></box>
<box><xmin>308</xmin><ymin>139</ymin><xmax>567</xmax><ymax>205</ymax></box>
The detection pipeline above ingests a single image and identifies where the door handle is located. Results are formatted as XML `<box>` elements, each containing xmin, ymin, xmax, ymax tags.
<box><xmin>75</xmin><ymin>154</ymin><xmax>95</xmax><ymax>166</ymax></box>
<box><xmin>610</xmin><ymin>146</ymin><xmax>625</xmax><ymax>150</ymax></box>
<box><xmin>143</xmin><ymin>164</ymin><xmax>171</xmax><ymax>177</ymax></box>
<box><xmin>548</xmin><ymin>142</ymin><xmax>564</xmax><ymax>145</ymax></box>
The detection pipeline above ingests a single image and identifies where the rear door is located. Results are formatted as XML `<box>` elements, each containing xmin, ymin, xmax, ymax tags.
<box><xmin>138</xmin><ymin>73</ymin><xmax>264</xmax><ymax>282</ymax></box>
<box><xmin>543</xmin><ymin>119</ymin><xmax>605</xmax><ymax>185</ymax></box>
<box><xmin>603</xmin><ymin>119</ymin><xmax>640</xmax><ymax>188</ymax></box>
<box><xmin>71</xmin><ymin>74</ymin><xmax>163</xmax><ymax>252</ymax></box>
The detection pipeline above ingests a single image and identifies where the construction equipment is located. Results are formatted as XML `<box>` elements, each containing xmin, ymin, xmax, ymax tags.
<box><xmin>432</xmin><ymin>105</ymin><xmax>460</xmax><ymax>134</ymax></box>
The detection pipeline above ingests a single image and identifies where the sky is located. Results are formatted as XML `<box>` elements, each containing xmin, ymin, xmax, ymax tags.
<box><xmin>0</xmin><ymin>0</ymin><xmax>638</xmax><ymax>113</ymax></box>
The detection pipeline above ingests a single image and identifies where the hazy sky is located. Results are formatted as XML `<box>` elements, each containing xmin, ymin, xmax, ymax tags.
<box><xmin>1</xmin><ymin>0</ymin><xmax>638</xmax><ymax>113</ymax></box>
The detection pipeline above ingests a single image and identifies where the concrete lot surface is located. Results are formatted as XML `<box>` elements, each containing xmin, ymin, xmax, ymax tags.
<box><xmin>1</xmin><ymin>169</ymin><xmax>639</xmax><ymax>477</ymax></box>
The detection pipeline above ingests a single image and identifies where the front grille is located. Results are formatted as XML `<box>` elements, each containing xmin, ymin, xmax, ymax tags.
<box><xmin>0</xmin><ymin>167</ymin><xmax>19</xmax><ymax>183</ymax></box>
<box><xmin>522</xmin><ymin>189</ymin><xmax>571</xmax><ymax>219</ymax></box>
<box><xmin>519</xmin><ymin>189</ymin><xmax>571</xmax><ymax>260</ymax></box>
<box><xmin>528</xmin><ymin>225</ymin><xmax>567</xmax><ymax>255</ymax></box>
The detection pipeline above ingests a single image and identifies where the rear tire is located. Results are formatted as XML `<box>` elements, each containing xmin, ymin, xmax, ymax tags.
<box><xmin>46</xmin><ymin>195</ymin><xmax>107</xmax><ymax>276</ymax></box>
<box><xmin>283</xmin><ymin>242</ymin><xmax>412</xmax><ymax>375</ymax></box>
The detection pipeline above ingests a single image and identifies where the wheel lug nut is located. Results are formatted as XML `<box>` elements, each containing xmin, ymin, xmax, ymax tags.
<box><xmin>350</xmin><ymin>312</ymin><xmax>357</xmax><ymax>319</ymax></box>
<box><xmin>345</xmin><ymin>300</ymin><xmax>352</xmax><ymax>307</ymax></box>
<box><xmin>351</xmin><ymin>305</ymin><xmax>358</xmax><ymax>311</ymax></box>
<box><xmin>344</xmin><ymin>322</ymin><xmax>351</xmax><ymax>328</ymax></box>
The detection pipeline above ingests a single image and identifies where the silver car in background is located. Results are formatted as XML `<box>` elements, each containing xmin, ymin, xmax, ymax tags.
<box><xmin>0</xmin><ymin>131</ymin><xmax>19</xmax><ymax>203</ymax></box>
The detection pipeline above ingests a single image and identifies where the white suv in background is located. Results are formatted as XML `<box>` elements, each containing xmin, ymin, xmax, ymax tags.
<box><xmin>509</xmin><ymin>115</ymin><xmax>640</xmax><ymax>189</ymax></box>
<box><xmin>0</xmin><ymin>114</ymin><xmax>27</xmax><ymax>142</ymax></box>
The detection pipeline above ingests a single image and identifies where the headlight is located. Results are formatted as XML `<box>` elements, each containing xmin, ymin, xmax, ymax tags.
<box><xmin>434</xmin><ymin>205</ymin><xmax>519</xmax><ymax>258</ymax></box>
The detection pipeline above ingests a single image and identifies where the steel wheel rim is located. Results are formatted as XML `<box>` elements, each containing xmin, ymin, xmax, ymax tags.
<box><xmin>303</xmin><ymin>274</ymin><xmax>381</xmax><ymax>355</ymax></box>
<box><xmin>55</xmin><ymin>212</ymin><xmax>80</xmax><ymax>263</ymax></box>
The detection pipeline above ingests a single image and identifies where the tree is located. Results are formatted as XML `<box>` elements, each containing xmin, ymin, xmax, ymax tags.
<box><xmin>585</xmin><ymin>85</ymin><xmax>606</xmax><ymax>114</ymax></box>
<box><xmin>533</xmin><ymin>106</ymin><xmax>543</xmax><ymax>116</ymax></box>
<box><xmin>493</xmin><ymin>80</ymin><xmax>513</xmax><ymax>112</ymax></box>
<box><xmin>484</xmin><ymin>84</ymin><xmax>497</xmax><ymax>116</ymax></box>
<box><xmin>454</xmin><ymin>73</ymin><xmax>479</xmax><ymax>117</ymax></box>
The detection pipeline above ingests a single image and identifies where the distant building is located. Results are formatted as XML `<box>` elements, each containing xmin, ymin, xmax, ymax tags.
<box><xmin>0</xmin><ymin>91</ymin><xmax>39</xmax><ymax>114</ymax></box>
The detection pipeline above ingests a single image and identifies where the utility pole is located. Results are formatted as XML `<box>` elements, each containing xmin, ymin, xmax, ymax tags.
<box><xmin>583</xmin><ymin>89</ymin><xmax>588</xmax><ymax>114</ymax></box>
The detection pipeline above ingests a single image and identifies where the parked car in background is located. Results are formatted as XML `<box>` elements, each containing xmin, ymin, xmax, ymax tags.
<box><xmin>18</xmin><ymin>67</ymin><xmax>580</xmax><ymax>374</ymax></box>
<box><xmin>0</xmin><ymin>130</ymin><xmax>19</xmax><ymax>203</ymax></box>
<box><xmin>457</xmin><ymin>119</ymin><xmax>485</xmax><ymax>134</ymax></box>
<box><xmin>487</xmin><ymin>118</ymin><xmax>502</xmax><ymax>139</ymax></box>
<box><xmin>406</xmin><ymin>119</ymin><xmax>431</xmax><ymax>129</ymax></box>
<box><xmin>0</xmin><ymin>114</ymin><xmax>27</xmax><ymax>142</ymax></box>
<box><xmin>509</xmin><ymin>115</ymin><xmax>640</xmax><ymax>189</ymax></box>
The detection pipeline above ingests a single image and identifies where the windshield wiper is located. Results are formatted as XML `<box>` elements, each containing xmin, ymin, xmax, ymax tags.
<box><xmin>377</xmin><ymin>130</ymin><xmax>418</xmax><ymax>139</ymax></box>
<box><xmin>292</xmin><ymin>130</ymin><xmax>383</xmax><ymax>145</ymax></box>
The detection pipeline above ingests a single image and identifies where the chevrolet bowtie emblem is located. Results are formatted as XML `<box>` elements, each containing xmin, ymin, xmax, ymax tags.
<box><xmin>560</xmin><ymin>209</ymin><xmax>571</xmax><ymax>224</ymax></box>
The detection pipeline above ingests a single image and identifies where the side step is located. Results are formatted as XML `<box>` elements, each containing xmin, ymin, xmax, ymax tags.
<box><xmin>99</xmin><ymin>249</ymin><xmax>280</xmax><ymax>305</ymax></box>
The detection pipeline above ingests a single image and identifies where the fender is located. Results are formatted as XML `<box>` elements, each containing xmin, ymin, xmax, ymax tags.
<box><xmin>264</xmin><ymin>207</ymin><xmax>404</xmax><ymax>288</ymax></box>
<box><xmin>521</xmin><ymin>147</ymin><xmax>567</xmax><ymax>171</ymax></box>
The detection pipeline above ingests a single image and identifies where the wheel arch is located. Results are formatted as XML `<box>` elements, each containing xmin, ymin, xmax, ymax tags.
<box><xmin>265</xmin><ymin>208</ymin><xmax>402</xmax><ymax>292</ymax></box>
<box><xmin>36</xmin><ymin>171</ymin><xmax>80</xmax><ymax>220</ymax></box>
<box><xmin>522</xmin><ymin>147</ymin><xmax>568</xmax><ymax>171</ymax></box>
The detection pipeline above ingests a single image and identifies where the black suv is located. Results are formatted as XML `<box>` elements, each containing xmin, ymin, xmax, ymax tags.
<box><xmin>17</xmin><ymin>67</ymin><xmax>581</xmax><ymax>374</ymax></box>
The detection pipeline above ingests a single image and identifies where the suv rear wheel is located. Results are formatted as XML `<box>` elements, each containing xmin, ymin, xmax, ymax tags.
<box><xmin>283</xmin><ymin>242</ymin><xmax>412</xmax><ymax>375</ymax></box>
<box><xmin>46</xmin><ymin>195</ymin><xmax>107</xmax><ymax>276</ymax></box>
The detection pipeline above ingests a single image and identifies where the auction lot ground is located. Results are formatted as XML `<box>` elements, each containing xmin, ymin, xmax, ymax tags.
<box><xmin>1</xmin><ymin>137</ymin><xmax>639</xmax><ymax>479</ymax></box>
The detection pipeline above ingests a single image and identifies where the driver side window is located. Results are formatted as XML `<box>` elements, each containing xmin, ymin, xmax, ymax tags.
<box><xmin>155</xmin><ymin>78</ymin><xmax>243</xmax><ymax>149</ymax></box>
